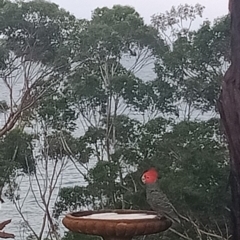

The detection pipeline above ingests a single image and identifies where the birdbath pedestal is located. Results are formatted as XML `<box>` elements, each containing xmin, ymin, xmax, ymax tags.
<box><xmin>62</xmin><ymin>210</ymin><xmax>172</xmax><ymax>240</ymax></box>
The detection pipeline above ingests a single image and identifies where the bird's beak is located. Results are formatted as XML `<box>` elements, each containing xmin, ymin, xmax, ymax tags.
<box><xmin>141</xmin><ymin>176</ymin><xmax>145</xmax><ymax>184</ymax></box>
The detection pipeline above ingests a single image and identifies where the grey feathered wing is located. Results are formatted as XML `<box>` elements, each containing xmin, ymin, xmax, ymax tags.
<box><xmin>146</xmin><ymin>182</ymin><xmax>180</xmax><ymax>224</ymax></box>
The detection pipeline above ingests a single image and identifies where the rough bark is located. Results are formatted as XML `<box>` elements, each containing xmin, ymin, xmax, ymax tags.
<box><xmin>217</xmin><ymin>0</ymin><xmax>240</xmax><ymax>239</ymax></box>
<box><xmin>229</xmin><ymin>0</ymin><xmax>232</xmax><ymax>12</ymax></box>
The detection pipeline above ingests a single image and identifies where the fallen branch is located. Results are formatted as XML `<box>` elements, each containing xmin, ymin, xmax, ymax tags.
<box><xmin>0</xmin><ymin>220</ymin><xmax>15</xmax><ymax>239</ymax></box>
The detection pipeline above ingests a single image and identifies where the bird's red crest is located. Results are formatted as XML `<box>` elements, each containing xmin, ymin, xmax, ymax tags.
<box><xmin>141</xmin><ymin>168</ymin><xmax>158</xmax><ymax>184</ymax></box>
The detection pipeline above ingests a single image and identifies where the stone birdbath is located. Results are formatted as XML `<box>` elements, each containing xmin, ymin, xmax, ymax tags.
<box><xmin>62</xmin><ymin>210</ymin><xmax>172</xmax><ymax>240</ymax></box>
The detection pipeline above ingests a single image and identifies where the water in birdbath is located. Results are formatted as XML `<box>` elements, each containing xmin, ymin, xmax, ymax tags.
<box><xmin>78</xmin><ymin>212</ymin><xmax>157</xmax><ymax>220</ymax></box>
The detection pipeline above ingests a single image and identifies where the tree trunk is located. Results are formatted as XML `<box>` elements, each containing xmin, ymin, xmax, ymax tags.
<box><xmin>218</xmin><ymin>1</ymin><xmax>240</xmax><ymax>239</ymax></box>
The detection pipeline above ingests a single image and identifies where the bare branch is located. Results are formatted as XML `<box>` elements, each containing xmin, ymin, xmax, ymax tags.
<box><xmin>0</xmin><ymin>220</ymin><xmax>15</xmax><ymax>239</ymax></box>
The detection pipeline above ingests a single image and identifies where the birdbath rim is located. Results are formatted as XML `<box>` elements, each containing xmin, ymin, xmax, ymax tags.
<box><xmin>65</xmin><ymin>209</ymin><xmax>163</xmax><ymax>221</ymax></box>
<box><xmin>62</xmin><ymin>209</ymin><xmax>172</xmax><ymax>240</ymax></box>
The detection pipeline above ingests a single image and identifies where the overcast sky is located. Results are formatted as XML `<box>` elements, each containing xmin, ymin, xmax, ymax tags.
<box><xmin>49</xmin><ymin>0</ymin><xmax>228</xmax><ymax>26</ymax></box>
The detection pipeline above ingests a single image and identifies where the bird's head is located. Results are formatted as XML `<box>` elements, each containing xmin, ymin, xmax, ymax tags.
<box><xmin>141</xmin><ymin>168</ymin><xmax>159</xmax><ymax>184</ymax></box>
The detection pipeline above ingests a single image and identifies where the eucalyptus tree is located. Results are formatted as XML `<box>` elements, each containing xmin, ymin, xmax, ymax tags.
<box><xmin>56</xmin><ymin>5</ymin><xmax>176</xmax><ymax>210</ymax></box>
<box><xmin>152</xmin><ymin>4</ymin><xmax>230</xmax><ymax>120</ymax></box>
<box><xmin>0</xmin><ymin>0</ymin><xmax>76</xmax><ymax>136</ymax></box>
<box><xmin>0</xmin><ymin>0</ymin><xmax>79</xmax><ymax>239</ymax></box>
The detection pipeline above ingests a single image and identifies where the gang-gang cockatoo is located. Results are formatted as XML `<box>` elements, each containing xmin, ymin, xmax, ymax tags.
<box><xmin>141</xmin><ymin>168</ymin><xmax>180</xmax><ymax>224</ymax></box>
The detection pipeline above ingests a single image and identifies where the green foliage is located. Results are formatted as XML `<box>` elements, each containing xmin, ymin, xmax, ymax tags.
<box><xmin>54</xmin><ymin>186</ymin><xmax>94</xmax><ymax>219</ymax></box>
<box><xmin>62</xmin><ymin>232</ymin><xmax>100</xmax><ymax>240</ymax></box>
<box><xmin>153</xmin><ymin>6</ymin><xmax>230</xmax><ymax>118</ymax></box>
<box><xmin>0</xmin><ymin>128</ymin><xmax>35</xmax><ymax>200</ymax></box>
<box><xmin>55</xmin><ymin>118</ymin><xmax>230</xmax><ymax>238</ymax></box>
<box><xmin>36</xmin><ymin>84</ymin><xmax>77</xmax><ymax>131</ymax></box>
<box><xmin>65</xmin><ymin>4</ymin><xmax>175</xmax><ymax>116</ymax></box>
<box><xmin>0</xmin><ymin>100</ymin><xmax>8</xmax><ymax>112</ymax></box>
<box><xmin>148</xmin><ymin>119</ymin><xmax>229</xmax><ymax>215</ymax></box>
<box><xmin>0</xmin><ymin>0</ymin><xmax>75</xmax><ymax>71</ymax></box>
<box><xmin>0</xmin><ymin>40</ymin><xmax>9</xmax><ymax>70</ymax></box>
<box><xmin>0</xmin><ymin>128</ymin><xmax>35</xmax><ymax>175</ymax></box>
<box><xmin>90</xmin><ymin>5</ymin><xmax>161</xmax><ymax>55</ymax></box>
<box><xmin>0</xmin><ymin>2</ymin><xmax>231</xmax><ymax>240</ymax></box>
